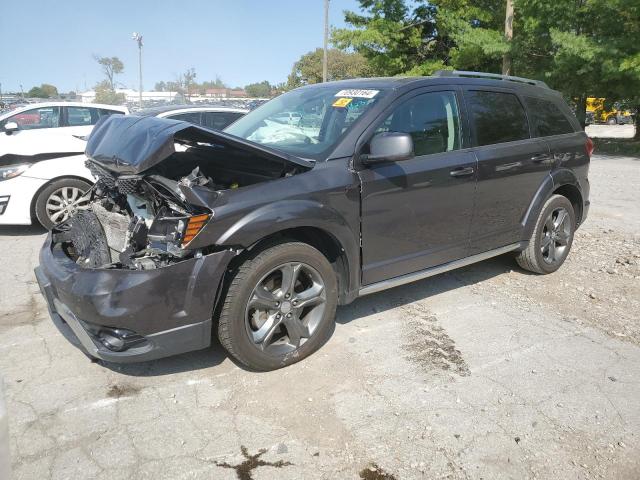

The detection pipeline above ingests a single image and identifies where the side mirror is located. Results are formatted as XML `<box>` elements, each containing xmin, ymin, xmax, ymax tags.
<box><xmin>3</xmin><ymin>122</ymin><xmax>19</xmax><ymax>135</ymax></box>
<box><xmin>362</xmin><ymin>132</ymin><xmax>414</xmax><ymax>165</ymax></box>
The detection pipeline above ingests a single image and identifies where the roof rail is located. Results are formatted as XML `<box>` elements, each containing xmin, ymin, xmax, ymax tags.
<box><xmin>433</xmin><ymin>70</ymin><xmax>549</xmax><ymax>89</ymax></box>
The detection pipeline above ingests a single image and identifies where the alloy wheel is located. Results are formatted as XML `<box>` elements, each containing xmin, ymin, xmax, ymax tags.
<box><xmin>45</xmin><ymin>187</ymin><xmax>90</xmax><ymax>225</ymax></box>
<box><xmin>540</xmin><ymin>207</ymin><xmax>571</xmax><ymax>264</ymax></box>
<box><xmin>245</xmin><ymin>262</ymin><xmax>326</xmax><ymax>355</ymax></box>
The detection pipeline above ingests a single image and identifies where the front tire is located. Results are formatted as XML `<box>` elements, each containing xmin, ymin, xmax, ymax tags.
<box><xmin>35</xmin><ymin>178</ymin><xmax>92</xmax><ymax>230</ymax></box>
<box><xmin>217</xmin><ymin>242</ymin><xmax>338</xmax><ymax>371</ymax></box>
<box><xmin>516</xmin><ymin>194</ymin><xmax>575</xmax><ymax>274</ymax></box>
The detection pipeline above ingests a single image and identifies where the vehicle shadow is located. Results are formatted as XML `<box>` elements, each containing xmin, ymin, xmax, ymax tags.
<box><xmin>0</xmin><ymin>225</ymin><xmax>47</xmax><ymax>236</ymax></box>
<box><xmin>337</xmin><ymin>252</ymin><xmax>523</xmax><ymax>324</ymax></box>
<box><xmin>106</xmin><ymin>253</ymin><xmax>522</xmax><ymax>377</ymax></box>
<box><xmin>99</xmin><ymin>337</ymin><xmax>229</xmax><ymax>377</ymax></box>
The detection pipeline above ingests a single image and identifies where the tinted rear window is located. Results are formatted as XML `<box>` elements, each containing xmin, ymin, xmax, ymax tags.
<box><xmin>202</xmin><ymin>111</ymin><xmax>243</xmax><ymax>130</ymax></box>
<box><xmin>524</xmin><ymin>97</ymin><xmax>575</xmax><ymax>136</ymax></box>
<box><xmin>467</xmin><ymin>90</ymin><xmax>530</xmax><ymax>146</ymax></box>
<box><xmin>167</xmin><ymin>112</ymin><xmax>202</xmax><ymax>125</ymax></box>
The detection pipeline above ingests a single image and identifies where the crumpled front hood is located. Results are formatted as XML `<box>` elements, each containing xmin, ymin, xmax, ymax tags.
<box><xmin>85</xmin><ymin>114</ymin><xmax>313</xmax><ymax>175</ymax></box>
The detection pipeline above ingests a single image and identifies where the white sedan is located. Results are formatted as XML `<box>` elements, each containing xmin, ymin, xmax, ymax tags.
<box><xmin>0</xmin><ymin>102</ymin><xmax>128</xmax><ymax>229</ymax></box>
<box><xmin>0</xmin><ymin>104</ymin><xmax>246</xmax><ymax>229</ymax></box>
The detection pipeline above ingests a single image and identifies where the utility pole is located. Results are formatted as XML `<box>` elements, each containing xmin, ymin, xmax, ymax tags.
<box><xmin>132</xmin><ymin>32</ymin><xmax>143</xmax><ymax>107</ymax></box>
<box><xmin>322</xmin><ymin>0</ymin><xmax>330</xmax><ymax>82</ymax></box>
<box><xmin>502</xmin><ymin>0</ymin><xmax>514</xmax><ymax>75</ymax></box>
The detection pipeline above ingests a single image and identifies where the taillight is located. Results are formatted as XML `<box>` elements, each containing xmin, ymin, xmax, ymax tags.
<box><xmin>585</xmin><ymin>137</ymin><xmax>594</xmax><ymax>157</ymax></box>
<box><xmin>181</xmin><ymin>214</ymin><xmax>210</xmax><ymax>246</ymax></box>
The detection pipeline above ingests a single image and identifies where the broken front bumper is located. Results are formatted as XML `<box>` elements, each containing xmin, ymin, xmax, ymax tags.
<box><xmin>35</xmin><ymin>234</ymin><xmax>235</xmax><ymax>363</ymax></box>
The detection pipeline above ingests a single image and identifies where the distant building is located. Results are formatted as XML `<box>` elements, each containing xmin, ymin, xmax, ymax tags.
<box><xmin>205</xmin><ymin>88</ymin><xmax>228</xmax><ymax>98</ymax></box>
<box><xmin>204</xmin><ymin>88</ymin><xmax>248</xmax><ymax>98</ymax></box>
<box><xmin>78</xmin><ymin>89</ymin><xmax>179</xmax><ymax>104</ymax></box>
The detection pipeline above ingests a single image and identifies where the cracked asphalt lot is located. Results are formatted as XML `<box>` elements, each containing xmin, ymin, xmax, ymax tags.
<box><xmin>1</xmin><ymin>153</ymin><xmax>639</xmax><ymax>479</ymax></box>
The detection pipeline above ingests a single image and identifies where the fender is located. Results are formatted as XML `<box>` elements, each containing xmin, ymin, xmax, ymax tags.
<box><xmin>520</xmin><ymin>167</ymin><xmax>582</xmax><ymax>242</ymax></box>
<box><xmin>21</xmin><ymin>154</ymin><xmax>94</xmax><ymax>183</ymax></box>
<box><xmin>211</xmin><ymin>199</ymin><xmax>361</xmax><ymax>299</ymax></box>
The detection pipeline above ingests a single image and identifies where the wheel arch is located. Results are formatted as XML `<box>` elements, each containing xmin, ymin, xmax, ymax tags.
<box><xmin>29</xmin><ymin>175</ymin><xmax>93</xmax><ymax>221</ymax></box>
<box><xmin>226</xmin><ymin>226</ymin><xmax>355</xmax><ymax>306</ymax></box>
<box><xmin>521</xmin><ymin>170</ymin><xmax>585</xmax><ymax>242</ymax></box>
<box><xmin>552</xmin><ymin>183</ymin><xmax>583</xmax><ymax>226</ymax></box>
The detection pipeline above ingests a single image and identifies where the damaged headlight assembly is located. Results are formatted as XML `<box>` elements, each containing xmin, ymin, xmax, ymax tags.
<box><xmin>54</xmin><ymin>163</ymin><xmax>215</xmax><ymax>272</ymax></box>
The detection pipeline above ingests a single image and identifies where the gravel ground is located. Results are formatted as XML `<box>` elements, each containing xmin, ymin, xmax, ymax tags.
<box><xmin>0</xmin><ymin>153</ymin><xmax>639</xmax><ymax>480</ymax></box>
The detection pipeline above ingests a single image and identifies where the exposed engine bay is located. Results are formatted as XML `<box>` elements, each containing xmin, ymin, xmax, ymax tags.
<box><xmin>54</xmin><ymin>162</ymin><xmax>213</xmax><ymax>270</ymax></box>
<box><xmin>51</xmin><ymin>115</ymin><xmax>312</xmax><ymax>271</ymax></box>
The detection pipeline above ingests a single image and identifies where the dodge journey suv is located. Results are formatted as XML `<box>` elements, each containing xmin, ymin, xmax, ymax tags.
<box><xmin>35</xmin><ymin>71</ymin><xmax>592</xmax><ymax>371</ymax></box>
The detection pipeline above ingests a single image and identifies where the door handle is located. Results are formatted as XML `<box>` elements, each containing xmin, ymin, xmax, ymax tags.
<box><xmin>450</xmin><ymin>166</ymin><xmax>475</xmax><ymax>178</ymax></box>
<box><xmin>530</xmin><ymin>153</ymin><xmax>547</xmax><ymax>163</ymax></box>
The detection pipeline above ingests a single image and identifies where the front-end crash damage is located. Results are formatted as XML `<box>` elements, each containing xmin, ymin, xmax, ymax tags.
<box><xmin>53</xmin><ymin>115</ymin><xmax>313</xmax><ymax>271</ymax></box>
<box><xmin>35</xmin><ymin>114</ymin><xmax>313</xmax><ymax>362</ymax></box>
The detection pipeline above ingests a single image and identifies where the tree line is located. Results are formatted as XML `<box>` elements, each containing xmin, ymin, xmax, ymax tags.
<box><xmin>329</xmin><ymin>0</ymin><xmax>640</xmax><ymax>131</ymax></box>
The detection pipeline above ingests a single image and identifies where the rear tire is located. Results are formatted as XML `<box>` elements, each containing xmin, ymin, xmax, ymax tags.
<box><xmin>516</xmin><ymin>194</ymin><xmax>575</xmax><ymax>274</ymax></box>
<box><xmin>35</xmin><ymin>178</ymin><xmax>92</xmax><ymax>230</ymax></box>
<box><xmin>217</xmin><ymin>242</ymin><xmax>338</xmax><ymax>371</ymax></box>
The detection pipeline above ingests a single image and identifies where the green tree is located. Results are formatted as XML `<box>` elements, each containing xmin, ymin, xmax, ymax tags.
<box><xmin>511</xmin><ymin>0</ymin><xmax>640</xmax><ymax>127</ymax></box>
<box><xmin>287</xmin><ymin>48</ymin><xmax>373</xmax><ymax>88</ymax></box>
<box><xmin>154</xmin><ymin>81</ymin><xmax>167</xmax><ymax>91</ymax></box>
<box><xmin>332</xmin><ymin>0</ymin><xmax>442</xmax><ymax>76</ymax></box>
<box><xmin>27</xmin><ymin>83</ymin><xmax>59</xmax><ymax>98</ymax></box>
<box><xmin>94</xmin><ymin>55</ymin><xmax>124</xmax><ymax>90</ymax></box>
<box><xmin>334</xmin><ymin>0</ymin><xmax>640</xmax><ymax>132</ymax></box>
<box><xmin>245</xmin><ymin>81</ymin><xmax>272</xmax><ymax>98</ymax></box>
<box><xmin>94</xmin><ymin>80</ymin><xmax>125</xmax><ymax>105</ymax></box>
<box><xmin>183</xmin><ymin>68</ymin><xmax>197</xmax><ymax>99</ymax></box>
<box><xmin>332</xmin><ymin>0</ymin><xmax>507</xmax><ymax>76</ymax></box>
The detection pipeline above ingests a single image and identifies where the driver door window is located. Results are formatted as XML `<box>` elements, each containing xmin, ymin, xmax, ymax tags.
<box><xmin>4</xmin><ymin>106</ymin><xmax>61</xmax><ymax>130</ymax></box>
<box><xmin>376</xmin><ymin>91</ymin><xmax>461</xmax><ymax>156</ymax></box>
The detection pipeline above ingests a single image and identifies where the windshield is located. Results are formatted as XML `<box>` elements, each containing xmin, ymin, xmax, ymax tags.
<box><xmin>225</xmin><ymin>86</ymin><xmax>386</xmax><ymax>159</ymax></box>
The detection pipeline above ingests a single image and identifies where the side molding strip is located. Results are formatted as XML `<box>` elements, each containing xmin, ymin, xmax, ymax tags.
<box><xmin>358</xmin><ymin>242</ymin><xmax>524</xmax><ymax>297</ymax></box>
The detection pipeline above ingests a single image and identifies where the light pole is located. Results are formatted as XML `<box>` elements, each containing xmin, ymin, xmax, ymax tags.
<box><xmin>132</xmin><ymin>32</ymin><xmax>143</xmax><ymax>108</ymax></box>
<box><xmin>322</xmin><ymin>0</ymin><xmax>329</xmax><ymax>82</ymax></box>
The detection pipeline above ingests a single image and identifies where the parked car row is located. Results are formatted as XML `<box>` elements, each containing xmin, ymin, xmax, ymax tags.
<box><xmin>0</xmin><ymin>103</ymin><xmax>248</xmax><ymax>228</ymax></box>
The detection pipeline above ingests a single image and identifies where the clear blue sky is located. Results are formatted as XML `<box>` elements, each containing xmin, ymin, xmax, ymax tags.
<box><xmin>0</xmin><ymin>0</ymin><xmax>361</xmax><ymax>94</ymax></box>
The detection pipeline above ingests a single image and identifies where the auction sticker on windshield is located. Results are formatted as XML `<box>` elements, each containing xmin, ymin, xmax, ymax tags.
<box><xmin>335</xmin><ymin>89</ymin><xmax>379</xmax><ymax>99</ymax></box>
<box><xmin>332</xmin><ymin>97</ymin><xmax>353</xmax><ymax>108</ymax></box>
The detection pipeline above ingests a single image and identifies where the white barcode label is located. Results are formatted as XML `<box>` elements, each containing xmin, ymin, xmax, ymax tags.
<box><xmin>334</xmin><ymin>89</ymin><xmax>379</xmax><ymax>99</ymax></box>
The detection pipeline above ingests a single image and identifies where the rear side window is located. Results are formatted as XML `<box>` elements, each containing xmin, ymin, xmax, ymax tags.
<box><xmin>467</xmin><ymin>91</ymin><xmax>530</xmax><ymax>146</ymax></box>
<box><xmin>66</xmin><ymin>106</ymin><xmax>94</xmax><ymax>126</ymax></box>
<box><xmin>98</xmin><ymin>108</ymin><xmax>123</xmax><ymax>117</ymax></box>
<box><xmin>524</xmin><ymin>97</ymin><xmax>575</xmax><ymax>136</ymax></box>
<box><xmin>202</xmin><ymin>111</ymin><xmax>244</xmax><ymax>130</ymax></box>
<box><xmin>167</xmin><ymin>112</ymin><xmax>202</xmax><ymax>125</ymax></box>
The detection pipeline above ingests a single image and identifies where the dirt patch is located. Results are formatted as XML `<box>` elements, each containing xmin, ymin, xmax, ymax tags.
<box><xmin>215</xmin><ymin>445</ymin><xmax>293</xmax><ymax>480</ymax></box>
<box><xmin>467</xmin><ymin>227</ymin><xmax>640</xmax><ymax>345</ymax></box>
<box><xmin>106</xmin><ymin>384</ymin><xmax>141</xmax><ymax>398</ymax></box>
<box><xmin>0</xmin><ymin>294</ymin><xmax>42</xmax><ymax>329</ymax></box>
<box><xmin>401</xmin><ymin>303</ymin><xmax>470</xmax><ymax>376</ymax></box>
<box><xmin>359</xmin><ymin>463</ymin><xmax>397</xmax><ymax>480</ymax></box>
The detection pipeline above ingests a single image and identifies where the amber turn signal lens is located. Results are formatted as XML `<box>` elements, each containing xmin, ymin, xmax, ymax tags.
<box><xmin>181</xmin><ymin>214</ymin><xmax>210</xmax><ymax>246</ymax></box>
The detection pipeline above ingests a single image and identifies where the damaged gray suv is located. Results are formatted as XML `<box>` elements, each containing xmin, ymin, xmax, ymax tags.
<box><xmin>35</xmin><ymin>71</ymin><xmax>592</xmax><ymax>371</ymax></box>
